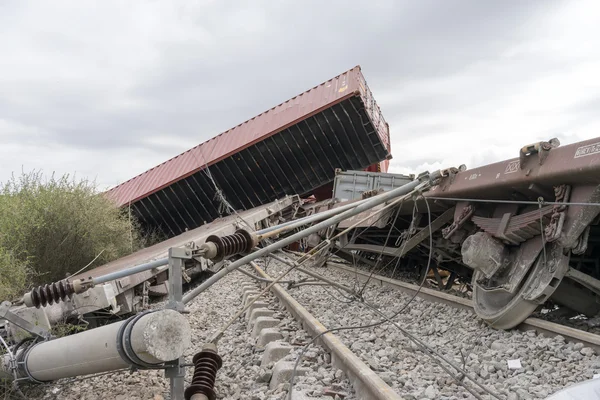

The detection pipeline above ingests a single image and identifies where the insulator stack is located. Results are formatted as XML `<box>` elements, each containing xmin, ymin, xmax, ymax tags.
<box><xmin>184</xmin><ymin>344</ymin><xmax>223</xmax><ymax>400</ymax></box>
<box><xmin>204</xmin><ymin>229</ymin><xmax>256</xmax><ymax>262</ymax></box>
<box><xmin>26</xmin><ymin>280</ymin><xmax>75</xmax><ymax>308</ymax></box>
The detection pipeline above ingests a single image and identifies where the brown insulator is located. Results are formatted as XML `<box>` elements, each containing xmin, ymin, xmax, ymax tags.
<box><xmin>205</xmin><ymin>229</ymin><xmax>256</xmax><ymax>262</ymax></box>
<box><xmin>184</xmin><ymin>344</ymin><xmax>223</xmax><ymax>400</ymax></box>
<box><xmin>28</xmin><ymin>280</ymin><xmax>75</xmax><ymax>308</ymax></box>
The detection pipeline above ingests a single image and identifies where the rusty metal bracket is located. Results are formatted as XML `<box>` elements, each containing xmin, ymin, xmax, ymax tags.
<box><xmin>572</xmin><ymin>226</ymin><xmax>591</xmax><ymax>255</ymax></box>
<box><xmin>523</xmin><ymin>241</ymin><xmax>570</xmax><ymax>303</ymax></box>
<box><xmin>442</xmin><ymin>203</ymin><xmax>474</xmax><ymax>240</ymax></box>
<box><xmin>519</xmin><ymin>138</ymin><xmax>560</xmax><ymax>169</ymax></box>
<box><xmin>545</xmin><ymin>185</ymin><xmax>571</xmax><ymax>242</ymax></box>
<box><xmin>361</xmin><ymin>188</ymin><xmax>383</xmax><ymax>199</ymax></box>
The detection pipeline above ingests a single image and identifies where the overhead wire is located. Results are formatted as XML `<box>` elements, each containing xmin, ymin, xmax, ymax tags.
<box><xmin>189</xmin><ymin>147</ymin><xmax>256</xmax><ymax>232</ymax></box>
<box><xmin>538</xmin><ymin>198</ymin><xmax>549</xmax><ymax>270</ymax></box>
<box><xmin>356</xmin><ymin>204</ymin><xmax>403</xmax><ymax>296</ymax></box>
<box><xmin>210</xmin><ymin>186</ymin><xmax>427</xmax><ymax>345</ymax></box>
<box><xmin>235</xmin><ymin>263</ymin><xmax>298</xmax><ymax>284</ymax></box>
<box><xmin>286</xmin><ymin>198</ymin><xmax>427</xmax><ymax>397</ymax></box>
<box><xmin>287</xmin><ymin>195</ymin><xmax>502</xmax><ymax>400</ymax></box>
<box><xmin>208</xmin><ymin>249</ymin><xmax>326</xmax><ymax>344</ymax></box>
<box><xmin>69</xmin><ymin>249</ymin><xmax>106</xmax><ymax>278</ymax></box>
<box><xmin>427</xmin><ymin>196</ymin><xmax>600</xmax><ymax>207</ymax></box>
<box><xmin>210</xmin><ymin>208</ymin><xmax>381</xmax><ymax>343</ymax></box>
<box><xmin>390</xmin><ymin>200</ymin><xmax>418</xmax><ymax>278</ymax></box>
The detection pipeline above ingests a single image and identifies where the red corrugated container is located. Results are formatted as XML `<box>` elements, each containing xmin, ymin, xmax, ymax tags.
<box><xmin>105</xmin><ymin>66</ymin><xmax>392</xmax><ymax>237</ymax></box>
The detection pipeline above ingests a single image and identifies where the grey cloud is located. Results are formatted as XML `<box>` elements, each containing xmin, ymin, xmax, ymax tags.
<box><xmin>0</xmin><ymin>0</ymin><xmax>597</xmax><ymax>189</ymax></box>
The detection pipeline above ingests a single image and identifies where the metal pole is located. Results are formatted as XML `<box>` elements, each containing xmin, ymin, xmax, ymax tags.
<box><xmin>165</xmin><ymin>247</ymin><xmax>187</xmax><ymax>400</ymax></box>
<box><xmin>256</xmin><ymin>203</ymin><xmax>368</xmax><ymax>235</ymax></box>
<box><xmin>92</xmin><ymin>257</ymin><xmax>169</xmax><ymax>285</ymax></box>
<box><xmin>166</xmin><ymin>249</ymin><xmax>185</xmax><ymax>312</ymax></box>
<box><xmin>2</xmin><ymin>309</ymin><xmax>191</xmax><ymax>382</ymax></box>
<box><xmin>255</xmin><ymin>198</ymin><xmax>368</xmax><ymax>237</ymax></box>
<box><xmin>182</xmin><ymin>173</ymin><xmax>438</xmax><ymax>305</ymax></box>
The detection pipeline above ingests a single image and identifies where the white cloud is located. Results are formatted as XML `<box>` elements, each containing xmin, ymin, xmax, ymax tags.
<box><xmin>1</xmin><ymin>0</ymin><xmax>600</xmax><ymax>192</ymax></box>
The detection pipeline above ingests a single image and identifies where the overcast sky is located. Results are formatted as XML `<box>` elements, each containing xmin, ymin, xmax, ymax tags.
<box><xmin>1</xmin><ymin>0</ymin><xmax>599</xmax><ymax>190</ymax></box>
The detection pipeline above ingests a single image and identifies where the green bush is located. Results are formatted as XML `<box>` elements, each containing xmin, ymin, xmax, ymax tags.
<box><xmin>0</xmin><ymin>171</ymin><xmax>157</xmax><ymax>300</ymax></box>
<box><xmin>0</xmin><ymin>247</ymin><xmax>29</xmax><ymax>301</ymax></box>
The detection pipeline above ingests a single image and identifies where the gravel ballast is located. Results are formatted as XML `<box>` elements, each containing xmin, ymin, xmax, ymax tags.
<box><xmin>33</xmin><ymin>269</ymin><xmax>356</xmax><ymax>400</ymax></box>
<box><xmin>264</xmin><ymin>258</ymin><xmax>600</xmax><ymax>399</ymax></box>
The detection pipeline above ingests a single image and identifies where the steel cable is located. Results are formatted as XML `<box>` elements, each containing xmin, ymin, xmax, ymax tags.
<box><xmin>287</xmin><ymin>196</ymin><xmax>503</xmax><ymax>400</ymax></box>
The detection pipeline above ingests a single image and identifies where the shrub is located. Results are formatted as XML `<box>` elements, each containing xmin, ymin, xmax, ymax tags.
<box><xmin>0</xmin><ymin>171</ymin><xmax>157</xmax><ymax>300</ymax></box>
<box><xmin>0</xmin><ymin>247</ymin><xmax>29</xmax><ymax>301</ymax></box>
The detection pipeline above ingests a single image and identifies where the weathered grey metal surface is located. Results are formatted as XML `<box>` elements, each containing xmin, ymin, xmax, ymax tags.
<box><xmin>2</xmin><ymin>309</ymin><xmax>190</xmax><ymax>382</ymax></box>
<box><xmin>182</xmin><ymin>176</ymin><xmax>435</xmax><ymax>305</ymax></box>
<box><xmin>333</xmin><ymin>169</ymin><xmax>413</xmax><ymax>202</ymax></box>
<box><xmin>340</xmin><ymin>207</ymin><xmax>455</xmax><ymax>256</ymax></box>
<box><xmin>0</xmin><ymin>302</ymin><xmax>50</xmax><ymax>339</ymax></box>
<box><xmin>566</xmin><ymin>268</ymin><xmax>600</xmax><ymax>295</ymax></box>
<box><xmin>69</xmin><ymin>197</ymin><xmax>299</xmax><ymax>297</ymax></box>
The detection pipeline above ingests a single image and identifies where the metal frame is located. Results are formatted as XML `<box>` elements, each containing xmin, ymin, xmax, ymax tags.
<box><xmin>164</xmin><ymin>246</ymin><xmax>191</xmax><ymax>400</ymax></box>
<box><xmin>0</xmin><ymin>302</ymin><xmax>50</xmax><ymax>339</ymax></box>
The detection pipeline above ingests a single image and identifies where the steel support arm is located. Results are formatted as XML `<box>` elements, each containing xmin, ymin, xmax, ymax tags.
<box><xmin>182</xmin><ymin>171</ymin><xmax>441</xmax><ymax>305</ymax></box>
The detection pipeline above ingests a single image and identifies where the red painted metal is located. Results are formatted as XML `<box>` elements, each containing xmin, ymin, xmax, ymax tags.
<box><xmin>105</xmin><ymin>66</ymin><xmax>390</xmax><ymax>207</ymax></box>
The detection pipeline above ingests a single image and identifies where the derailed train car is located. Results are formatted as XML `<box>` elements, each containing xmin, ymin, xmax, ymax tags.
<box><xmin>333</xmin><ymin>137</ymin><xmax>600</xmax><ymax>329</ymax></box>
<box><xmin>105</xmin><ymin>66</ymin><xmax>391</xmax><ymax>238</ymax></box>
<box><xmin>8</xmin><ymin>66</ymin><xmax>392</xmax><ymax>325</ymax></box>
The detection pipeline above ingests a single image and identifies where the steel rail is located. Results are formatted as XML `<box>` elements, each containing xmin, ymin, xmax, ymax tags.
<box><xmin>327</xmin><ymin>262</ymin><xmax>600</xmax><ymax>352</ymax></box>
<box><xmin>253</xmin><ymin>264</ymin><xmax>402</xmax><ymax>400</ymax></box>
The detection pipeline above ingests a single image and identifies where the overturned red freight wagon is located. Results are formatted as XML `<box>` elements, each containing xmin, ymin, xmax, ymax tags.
<box><xmin>105</xmin><ymin>66</ymin><xmax>392</xmax><ymax>237</ymax></box>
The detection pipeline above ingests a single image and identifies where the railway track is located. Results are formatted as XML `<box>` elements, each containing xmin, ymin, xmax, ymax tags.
<box><xmin>258</xmin><ymin>254</ymin><xmax>600</xmax><ymax>400</ymax></box>
<box><xmin>25</xmin><ymin>252</ymin><xmax>600</xmax><ymax>400</ymax></box>
<box><xmin>251</xmin><ymin>263</ymin><xmax>400</xmax><ymax>400</ymax></box>
<box><xmin>325</xmin><ymin>261</ymin><xmax>600</xmax><ymax>352</ymax></box>
<box><xmin>36</xmin><ymin>259</ymin><xmax>380</xmax><ymax>400</ymax></box>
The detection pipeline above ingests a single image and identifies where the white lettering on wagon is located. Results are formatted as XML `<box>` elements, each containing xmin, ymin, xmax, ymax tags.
<box><xmin>574</xmin><ymin>142</ymin><xmax>600</xmax><ymax>158</ymax></box>
<box><xmin>504</xmin><ymin>160</ymin><xmax>520</xmax><ymax>174</ymax></box>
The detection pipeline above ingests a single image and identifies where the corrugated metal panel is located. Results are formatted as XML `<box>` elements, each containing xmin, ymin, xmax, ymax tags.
<box><xmin>332</xmin><ymin>170</ymin><xmax>413</xmax><ymax>202</ymax></box>
<box><xmin>105</xmin><ymin>66</ymin><xmax>382</xmax><ymax>207</ymax></box>
<box><xmin>105</xmin><ymin>66</ymin><xmax>392</xmax><ymax>238</ymax></box>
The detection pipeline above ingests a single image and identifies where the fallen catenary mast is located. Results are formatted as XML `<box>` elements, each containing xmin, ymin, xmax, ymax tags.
<box><xmin>182</xmin><ymin>170</ymin><xmax>444</xmax><ymax>305</ymax></box>
<box><xmin>23</xmin><ymin>195</ymin><xmax>389</xmax><ymax>308</ymax></box>
<box><xmin>1</xmin><ymin>309</ymin><xmax>190</xmax><ymax>382</ymax></box>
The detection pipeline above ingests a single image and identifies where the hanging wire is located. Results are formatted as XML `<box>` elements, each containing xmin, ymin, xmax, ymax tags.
<box><xmin>212</xmin><ymin>187</ymin><xmax>426</xmax><ymax>344</ymax></box>
<box><xmin>287</xmin><ymin>195</ymin><xmax>502</xmax><ymax>400</ymax></box>
<box><xmin>538</xmin><ymin>197</ymin><xmax>549</xmax><ymax>269</ymax></box>
<box><xmin>427</xmin><ymin>196</ymin><xmax>600</xmax><ymax>207</ymax></box>
<box><xmin>69</xmin><ymin>249</ymin><xmax>106</xmax><ymax>278</ymax></box>
<box><xmin>390</xmin><ymin>200</ymin><xmax>418</xmax><ymax>278</ymax></box>
<box><xmin>189</xmin><ymin>146</ymin><xmax>255</xmax><ymax>232</ymax></box>
<box><xmin>356</xmin><ymin>205</ymin><xmax>403</xmax><ymax>296</ymax></box>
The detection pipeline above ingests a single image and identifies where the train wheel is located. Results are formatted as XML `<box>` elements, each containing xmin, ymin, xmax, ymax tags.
<box><xmin>472</xmin><ymin>242</ymin><xmax>569</xmax><ymax>329</ymax></box>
